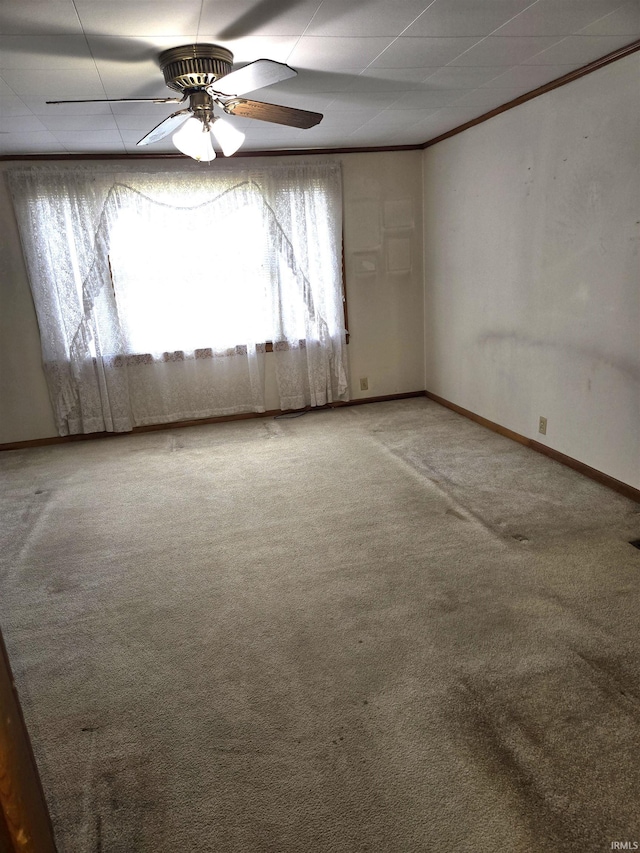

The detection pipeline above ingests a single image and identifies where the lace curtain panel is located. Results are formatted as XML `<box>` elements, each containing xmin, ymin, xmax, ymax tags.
<box><xmin>7</xmin><ymin>161</ymin><xmax>349</xmax><ymax>435</ymax></box>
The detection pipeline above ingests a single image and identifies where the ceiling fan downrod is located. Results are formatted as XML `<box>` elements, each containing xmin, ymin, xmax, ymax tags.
<box><xmin>188</xmin><ymin>91</ymin><xmax>215</xmax><ymax>129</ymax></box>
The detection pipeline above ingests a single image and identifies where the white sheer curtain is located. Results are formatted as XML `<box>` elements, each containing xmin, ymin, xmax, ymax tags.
<box><xmin>7</xmin><ymin>161</ymin><xmax>348</xmax><ymax>435</ymax></box>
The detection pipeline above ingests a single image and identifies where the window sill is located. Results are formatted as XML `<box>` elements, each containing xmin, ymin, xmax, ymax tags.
<box><xmin>110</xmin><ymin>335</ymin><xmax>349</xmax><ymax>366</ymax></box>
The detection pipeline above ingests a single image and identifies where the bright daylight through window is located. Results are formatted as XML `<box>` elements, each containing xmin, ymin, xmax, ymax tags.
<box><xmin>107</xmin><ymin>181</ymin><xmax>339</xmax><ymax>355</ymax></box>
<box><xmin>8</xmin><ymin>163</ymin><xmax>349</xmax><ymax>434</ymax></box>
<box><xmin>109</xmin><ymin>198</ymin><xmax>274</xmax><ymax>353</ymax></box>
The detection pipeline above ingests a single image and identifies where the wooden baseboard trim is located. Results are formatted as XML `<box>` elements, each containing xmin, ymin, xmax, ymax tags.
<box><xmin>330</xmin><ymin>390</ymin><xmax>426</xmax><ymax>408</ymax></box>
<box><xmin>8</xmin><ymin>389</ymin><xmax>635</xmax><ymax>504</ymax></box>
<box><xmin>0</xmin><ymin>628</ymin><xmax>57</xmax><ymax>853</ymax></box>
<box><xmin>425</xmin><ymin>391</ymin><xmax>640</xmax><ymax>504</ymax></box>
<box><xmin>0</xmin><ymin>391</ymin><xmax>426</xmax><ymax>452</ymax></box>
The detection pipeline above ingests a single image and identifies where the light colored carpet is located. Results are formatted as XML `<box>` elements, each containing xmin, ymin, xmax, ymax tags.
<box><xmin>1</xmin><ymin>398</ymin><xmax>639</xmax><ymax>852</ymax></box>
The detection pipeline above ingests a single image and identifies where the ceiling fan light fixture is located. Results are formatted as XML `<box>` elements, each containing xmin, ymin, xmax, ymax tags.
<box><xmin>172</xmin><ymin>116</ymin><xmax>216</xmax><ymax>162</ymax></box>
<box><xmin>211</xmin><ymin>117</ymin><xmax>245</xmax><ymax>157</ymax></box>
<box><xmin>46</xmin><ymin>43</ymin><xmax>323</xmax><ymax>152</ymax></box>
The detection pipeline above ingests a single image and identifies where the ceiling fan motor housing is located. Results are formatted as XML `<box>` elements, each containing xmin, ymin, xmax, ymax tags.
<box><xmin>159</xmin><ymin>44</ymin><xmax>234</xmax><ymax>93</ymax></box>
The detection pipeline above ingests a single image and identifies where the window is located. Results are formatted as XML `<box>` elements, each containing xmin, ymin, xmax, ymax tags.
<box><xmin>108</xmin><ymin>185</ymin><xmax>313</xmax><ymax>354</ymax></box>
<box><xmin>8</xmin><ymin>162</ymin><xmax>350</xmax><ymax>435</ymax></box>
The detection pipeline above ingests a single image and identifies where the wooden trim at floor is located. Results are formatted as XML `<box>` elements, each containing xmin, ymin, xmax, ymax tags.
<box><xmin>0</xmin><ymin>391</ymin><xmax>426</xmax><ymax>452</ymax></box>
<box><xmin>330</xmin><ymin>390</ymin><xmax>426</xmax><ymax>408</ymax></box>
<box><xmin>0</xmin><ymin>629</ymin><xmax>58</xmax><ymax>853</ymax></box>
<box><xmin>4</xmin><ymin>389</ymin><xmax>635</xmax><ymax>503</ymax></box>
<box><xmin>425</xmin><ymin>391</ymin><xmax>640</xmax><ymax>504</ymax></box>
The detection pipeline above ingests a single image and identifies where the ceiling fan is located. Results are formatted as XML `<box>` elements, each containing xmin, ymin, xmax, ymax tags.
<box><xmin>46</xmin><ymin>44</ymin><xmax>323</xmax><ymax>161</ymax></box>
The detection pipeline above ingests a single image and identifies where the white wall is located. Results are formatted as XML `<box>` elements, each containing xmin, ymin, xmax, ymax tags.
<box><xmin>0</xmin><ymin>150</ymin><xmax>424</xmax><ymax>443</ymax></box>
<box><xmin>341</xmin><ymin>151</ymin><xmax>425</xmax><ymax>401</ymax></box>
<box><xmin>423</xmin><ymin>53</ymin><xmax>639</xmax><ymax>490</ymax></box>
<box><xmin>0</xmin><ymin>177</ymin><xmax>58</xmax><ymax>441</ymax></box>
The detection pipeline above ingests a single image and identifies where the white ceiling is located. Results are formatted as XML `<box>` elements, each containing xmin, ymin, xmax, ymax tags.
<box><xmin>0</xmin><ymin>0</ymin><xmax>638</xmax><ymax>157</ymax></box>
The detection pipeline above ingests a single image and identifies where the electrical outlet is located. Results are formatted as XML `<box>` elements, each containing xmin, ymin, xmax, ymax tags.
<box><xmin>360</xmin><ymin>377</ymin><xmax>369</xmax><ymax>391</ymax></box>
<box><xmin>538</xmin><ymin>416</ymin><xmax>547</xmax><ymax>435</ymax></box>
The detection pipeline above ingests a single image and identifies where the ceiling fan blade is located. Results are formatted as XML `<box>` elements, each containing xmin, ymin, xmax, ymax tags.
<box><xmin>46</xmin><ymin>97</ymin><xmax>183</xmax><ymax>104</ymax></box>
<box><xmin>221</xmin><ymin>98</ymin><xmax>323</xmax><ymax>129</ymax></box>
<box><xmin>136</xmin><ymin>109</ymin><xmax>191</xmax><ymax>146</ymax></box>
<box><xmin>212</xmin><ymin>60</ymin><xmax>297</xmax><ymax>97</ymax></box>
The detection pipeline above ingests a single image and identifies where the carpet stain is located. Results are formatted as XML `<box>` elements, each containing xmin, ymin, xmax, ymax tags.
<box><xmin>454</xmin><ymin>676</ymin><xmax>572</xmax><ymax>851</ymax></box>
<box><xmin>95</xmin><ymin>814</ymin><xmax>102</xmax><ymax>853</ymax></box>
<box><xmin>445</xmin><ymin>507</ymin><xmax>467</xmax><ymax>521</ymax></box>
<box><xmin>262</xmin><ymin>420</ymin><xmax>285</xmax><ymax>438</ymax></box>
<box><xmin>571</xmin><ymin>649</ymin><xmax>640</xmax><ymax>709</ymax></box>
<box><xmin>101</xmin><ymin>771</ymin><xmax>120</xmax><ymax>813</ymax></box>
<box><xmin>47</xmin><ymin>576</ymin><xmax>80</xmax><ymax>594</ymax></box>
<box><xmin>454</xmin><ymin>653</ymin><xmax>640</xmax><ymax>853</ymax></box>
<box><xmin>169</xmin><ymin>435</ymin><xmax>184</xmax><ymax>452</ymax></box>
<box><xmin>79</xmin><ymin>729</ymin><xmax>99</xmax><ymax>852</ymax></box>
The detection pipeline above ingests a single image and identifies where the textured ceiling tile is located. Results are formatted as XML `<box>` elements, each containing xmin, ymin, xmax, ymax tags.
<box><xmin>324</xmin><ymin>91</ymin><xmax>399</xmax><ymax>111</ymax></box>
<box><xmin>0</xmin><ymin>1</ymin><xmax>81</xmax><ymax>36</ymax></box>
<box><xmin>354</xmin><ymin>66</ymin><xmax>449</xmax><ymax>89</ymax></box>
<box><xmin>448</xmin><ymin>85</ymin><xmax>531</xmax><ymax>108</ymax></box>
<box><xmin>358</xmin><ymin>106</ymin><xmax>441</xmax><ymax>128</ymax></box>
<box><xmin>1</xmin><ymin>98</ymin><xmax>40</xmax><ymax>118</ymax></box>
<box><xmin>304</xmin><ymin>0</ymin><xmax>429</xmax><ymax>37</ymax></box>
<box><xmin>387</xmin><ymin>88</ymin><xmax>469</xmax><ymax>109</ymax></box>
<box><xmin>287</xmin><ymin>36</ymin><xmax>395</xmax><ymax>69</ymax></box>
<box><xmin>85</xmin><ymin>35</ymin><xmax>182</xmax><ymax>65</ymax></box>
<box><xmin>370</xmin><ymin>37</ymin><xmax>482</xmax><ymax>67</ymax></box>
<box><xmin>523</xmin><ymin>34</ymin><xmax>639</xmax><ymax>64</ymax></box>
<box><xmin>577</xmin><ymin>2</ymin><xmax>640</xmax><ymax>36</ymax></box>
<box><xmin>198</xmin><ymin>0</ymin><xmax>323</xmax><ymax>38</ymax></box>
<box><xmin>37</xmin><ymin>113</ymin><xmax>120</xmax><ymax>132</ymax></box>
<box><xmin>449</xmin><ymin>35</ymin><xmax>564</xmax><ymax>65</ymax></box>
<box><xmin>410</xmin><ymin>105</ymin><xmax>487</xmax><ymax>136</ymax></box>
<box><xmin>0</xmin><ymin>75</ymin><xmax>21</xmax><ymax>97</ymax></box>
<box><xmin>94</xmin><ymin>65</ymin><xmax>174</xmax><ymax>101</ymax></box>
<box><xmin>0</xmin><ymin>113</ymin><xmax>48</xmax><ymax>132</ymax></box>
<box><xmin>274</xmin><ymin>69</ymin><xmax>356</xmax><ymax>94</ymax></box>
<box><xmin>403</xmin><ymin>0</ymin><xmax>534</xmax><ymax>37</ymax></box>
<box><xmin>0</xmin><ymin>35</ymin><xmax>93</xmax><ymax>69</ymax></box>
<box><xmin>51</xmin><ymin>100</ymin><xmax>153</xmax><ymax>117</ymax></box>
<box><xmin>73</xmin><ymin>1</ymin><xmax>202</xmax><ymax>37</ymax></box>
<box><xmin>478</xmin><ymin>63</ymin><xmax>585</xmax><ymax>88</ymax></box>
<box><xmin>493</xmin><ymin>0</ymin><xmax>634</xmax><ymax>37</ymax></box>
<box><xmin>203</xmin><ymin>34</ymin><xmax>300</xmax><ymax>64</ymax></box>
<box><xmin>59</xmin><ymin>139</ymin><xmax>128</xmax><ymax>152</ymax></box>
<box><xmin>0</xmin><ymin>68</ymin><xmax>105</xmax><ymax>101</ymax></box>
<box><xmin>0</xmin><ymin>131</ymin><xmax>61</xmax><ymax>151</ymax></box>
<box><xmin>51</xmin><ymin>129</ymin><xmax>125</xmax><ymax>145</ymax></box>
<box><xmin>420</xmin><ymin>65</ymin><xmax>510</xmax><ymax>87</ymax></box>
